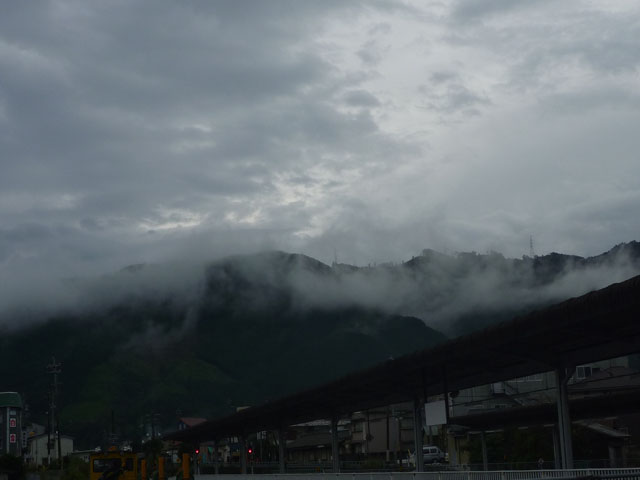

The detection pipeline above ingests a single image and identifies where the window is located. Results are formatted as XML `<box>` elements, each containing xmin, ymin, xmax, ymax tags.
<box><xmin>93</xmin><ymin>459</ymin><xmax>122</xmax><ymax>473</ymax></box>
<box><xmin>514</xmin><ymin>374</ymin><xmax>543</xmax><ymax>382</ymax></box>
<box><xmin>576</xmin><ymin>366</ymin><xmax>593</xmax><ymax>380</ymax></box>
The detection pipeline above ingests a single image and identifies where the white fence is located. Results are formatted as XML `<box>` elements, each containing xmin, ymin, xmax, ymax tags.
<box><xmin>196</xmin><ymin>469</ymin><xmax>640</xmax><ymax>480</ymax></box>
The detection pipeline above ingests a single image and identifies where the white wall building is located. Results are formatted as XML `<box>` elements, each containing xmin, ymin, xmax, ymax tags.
<box><xmin>26</xmin><ymin>434</ymin><xmax>73</xmax><ymax>466</ymax></box>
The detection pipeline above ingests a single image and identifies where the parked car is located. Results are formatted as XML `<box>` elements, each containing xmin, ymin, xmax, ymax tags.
<box><xmin>423</xmin><ymin>445</ymin><xmax>446</xmax><ymax>463</ymax></box>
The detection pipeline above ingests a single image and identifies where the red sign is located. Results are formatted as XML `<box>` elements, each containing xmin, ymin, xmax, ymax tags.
<box><xmin>9</xmin><ymin>418</ymin><xmax>16</xmax><ymax>428</ymax></box>
<box><xmin>9</xmin><ymin>434</ymin><xmax>16</xmax><ymax>443</ymax></box>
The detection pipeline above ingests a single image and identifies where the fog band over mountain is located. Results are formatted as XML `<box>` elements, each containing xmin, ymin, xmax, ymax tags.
<box><xmin>2</xmin><ymin>242</ymin><xmax>639</xmax><ymax>337</ymax></box>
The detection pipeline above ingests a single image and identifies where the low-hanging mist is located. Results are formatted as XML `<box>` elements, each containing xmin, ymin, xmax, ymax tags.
<box><xmin>2</xmin><ymin>241</ymin><xmax>639</xmax><ymax>449</ymax></box>
<box><xmin>2</xmin><ymin>241</ymin><xmax>639</xmax><ymax>337</ymax></box>
<box><xmin>202</xmin><ymin>241</ymin><xmax>640</xmax><ymax>336</ymax></box>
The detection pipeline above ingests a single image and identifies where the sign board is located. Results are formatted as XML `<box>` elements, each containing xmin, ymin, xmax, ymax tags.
<box><xmin>10</xmin><ymin>418</ymin><xmax>16</xmax><ymax>428</ymax></box>
<box><xmin>425</xmin><ymin>400</ymin><xmax>447</xmax><ymax>426</ymax></box>
<box><xmin>10</xmin><ymin>434</ymin><xmax>16</xmax><ymax>443</ymax></box>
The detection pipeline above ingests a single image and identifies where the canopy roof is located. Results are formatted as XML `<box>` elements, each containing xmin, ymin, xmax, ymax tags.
<box><xmin>165</xmin><ymin>275</ymin><xmax>640</xmax><ymax>442</ymax></box>
<box><xmin>449</xmin><ymin>389</ymin><xmax>640</xmax><ymax>431</ymax></box>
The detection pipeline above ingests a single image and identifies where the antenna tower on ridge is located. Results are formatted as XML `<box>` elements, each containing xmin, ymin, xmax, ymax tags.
<box><xmin>530</xmin><ymin>235</ymin><xmax>536</xmax><ymax>258</ymax></box>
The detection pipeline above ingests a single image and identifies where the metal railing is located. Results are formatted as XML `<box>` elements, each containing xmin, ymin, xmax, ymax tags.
<box><xmin>195</xmin><ymin>468</ymin><xmax>640</xmax><ymax>480</ymax></box>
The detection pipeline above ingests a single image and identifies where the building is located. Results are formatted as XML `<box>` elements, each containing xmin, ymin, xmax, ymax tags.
<box><xmin>178</xmin><ymin>417</ymin><xmax>207</xmax><ymax>431</ymax></box>
<box><xmin>285</xmin><ymin>420</ymin><xmax>351</xmax><ymax>464</ymax></box>
<box><xmin>26</xmin><ymin>433</ymin><xmax>73</xmax><ymax>466</ymax></box>
<box><xmin>349</xmin><ymin>404</ymin><xmax>417</xmax><ymax>460</ymax></box>
<box><xmin>450</xmin><ymin>356</ymin><xmax>632</xmax><ymax>417</ymax></box>
<box><xmin>446</xmin><ymin>356</ymin><xmax>640</xmax><ymax>467</ymax></box>
<box><xmin>0</xmin><ymin>392</ymin><xmax>22</xmax><ymax>456</ymax></box>
<box><xmin>22</xmin><ymin>423</ymin><xmax>45</xmax><ymax>455</ymax></box>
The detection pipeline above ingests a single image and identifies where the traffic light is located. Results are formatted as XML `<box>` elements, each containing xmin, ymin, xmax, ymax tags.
<box><xmin>195</xmin><ymin>448</ymin><xmax>200</xmax><ymax>455</ymax></box>
<box><xmin>247</xmin><ymin>448</ymin><xmax>253</xmax><ymax>455</ymax></box>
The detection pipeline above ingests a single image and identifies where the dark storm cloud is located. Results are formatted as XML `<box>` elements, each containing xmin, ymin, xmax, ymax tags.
<box><xmin>451</xmin><ymin>0</ymin><xmax>552</xmax><ymax>22</ymax></box>
<box><xmin>0</xmin><ymin>1</ymin><xmax>395</xmax><ymax>227</ymax></box>
<box><xmin>421</xmin><ymin>83</ymin><xmax>490</xmax><ymax>115</ymax></box>
<box><xmin>444</xmin><ymin>3</ymin><xmax>640</xmax><ymax>95</ymax></box>
<box><xmin>1</xmin><ymin>1</ymin><xmax>640</xmax><ymax>325</ymax></box>
<box><xmin>357</xmin><ymin>42</ymin><xmax>382</xmax><ymax>65</ymax></box>
<box><xmin>429</xmin><ymin>72</ymin><xmax>458</xmax><ymax>85</ymax></box>
<box><xmin>344</xmin><ymin>90</ymin><xmax>381</xmax><ymax>108</ymax></box>
<box><xmin>538</xmin><ymin>88</ymin><xmax>640</xmax><ymax>115</ymax></box>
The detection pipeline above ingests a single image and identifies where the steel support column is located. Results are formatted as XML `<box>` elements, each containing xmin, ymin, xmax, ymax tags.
<box><xmin>555</xmin><ymin>367</ymin><xmax>575</xmax><ymax>469</ymax></box>
<box><xmin>609</xmin><ymin>444</ymin><xmax>619</xmax><ymax>468</ymax></box>
<box><xmin>240</xmin><ymin>435</ymin><xmax>248</xmax><ymax>474</ymax></box>
<box><xmin>331</xmin><ymin>415</ymin><xmax>340</xmax><ymax>473</ymax></box>
<box><xmin>552</xmin><ymin>427</ymin><xmax>561</xmax><ymax>470</ymax></box>
<box><xmin>413</xmin><ymin>397</ymin><xmax>425</xmax><ymax>472</ymax></box>
<box><xmin>213</xmin><ymin>440</ymin><xmax>219</xmax><ymax>475</ymax></box>
<box><xmin>277</xmin><ymin>429</ymin><xmax>286</xmax><ymax>474</ymax></box>
<box><xmin>481</xmin><ymin>431</ymin><xmax>488</xmax><ymax>471</ymax></box>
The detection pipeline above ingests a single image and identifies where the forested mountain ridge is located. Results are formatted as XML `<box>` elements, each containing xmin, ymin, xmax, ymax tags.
<box><xmin>1</xmin><ymin>242</ymin><xmax>639</xmax><ymax>449</ymax></box>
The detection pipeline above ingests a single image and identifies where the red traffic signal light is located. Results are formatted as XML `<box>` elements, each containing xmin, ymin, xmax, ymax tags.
<box><xmin>248</xmin><ymin>448</ymin><xmax>253</xmax><ymax>454</ymax></box>
<box><xmin>195</xmin><ymin>448</ymin><xmax>200</xmax><ymax>455</ymax></box>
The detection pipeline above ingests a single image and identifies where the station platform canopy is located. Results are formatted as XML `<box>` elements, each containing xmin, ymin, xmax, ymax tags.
<box><xmin>165</xmin><ymin>275</ymin><xmax>640</xmax><ymax>442</ymax></box>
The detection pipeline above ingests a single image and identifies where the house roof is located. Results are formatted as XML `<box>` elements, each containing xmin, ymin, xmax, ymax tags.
<box><xmin>165</xmin><ymin>275</ymin><xmax>640</xmax><ymax>442</ymax></box>
<box><xmin>179</xmin><ymin>417</ymin><xmax>207</xmax><ymax>427</ymax></box>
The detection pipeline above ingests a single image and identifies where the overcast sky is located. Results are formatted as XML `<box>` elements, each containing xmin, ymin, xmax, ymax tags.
<box><xmin>2</xmin><ymin>0</ymin><xmax>639</xmax><ymax>281</ymax></box>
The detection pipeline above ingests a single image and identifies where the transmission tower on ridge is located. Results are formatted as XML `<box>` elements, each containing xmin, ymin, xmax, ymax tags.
<box><xmin>530</xmin><ymin>235</ymin><xmax>536</xmax><ymax>258</ymax></box>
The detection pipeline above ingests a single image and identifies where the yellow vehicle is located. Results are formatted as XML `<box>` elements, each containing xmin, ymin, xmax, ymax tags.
<box><xmin>89</xmin><ymin>451</ymin><xmax>138</xmax><ymax>480</ymax></box>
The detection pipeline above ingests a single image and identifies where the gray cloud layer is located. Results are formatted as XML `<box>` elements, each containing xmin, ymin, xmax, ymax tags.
<box><xmin>1</xmin><ymin>1</ymin><xmax>640</xmax><ymax>319</ymax></box>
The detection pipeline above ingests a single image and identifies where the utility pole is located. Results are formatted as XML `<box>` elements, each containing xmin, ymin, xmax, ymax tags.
<box><xmin>47</xmin><ymin>357</ymin><xmax>62</xmax><ymax>470</ymax></box>
<box><xmin>46</xmin><ymin>392</ymin><xmax>52</xmax><ymax>467</ymax></box>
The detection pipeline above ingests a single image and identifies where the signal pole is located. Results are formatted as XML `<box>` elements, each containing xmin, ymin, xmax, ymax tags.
<box><xmin>47</xmin><ymin>357</ymin><xmax>62</xmax><ymax>470</ymax></box>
